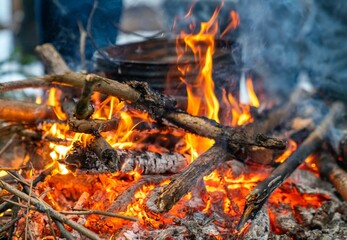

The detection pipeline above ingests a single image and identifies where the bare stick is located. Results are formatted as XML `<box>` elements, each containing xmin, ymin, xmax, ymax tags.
<box><xmin>61</xmin><ymin>209</ymin><xmax>137</xmax><ymax>222</ymax></box>
<box><xmin>237</xmin><ymin>102</ymin><xmax>345</xmax><ymax>230</ymax></box>
<box><xmin>0</xmin><ymin>180</ymin><xmax>101</xmax><ymax>240</ymax></box>
<box><xmin>53</xmin><ymin>219</ymin><xmax>74</xmax><ymax>240</ymax></box>
<box><xmin>35</xmin><ymin>44</ymin><xmax>71</xmax><ymax>74</ymax></box>
<box><xmin>147</xmin><ymin>143</ymin><xmax>234</xmax><ymax>213</ymax></box>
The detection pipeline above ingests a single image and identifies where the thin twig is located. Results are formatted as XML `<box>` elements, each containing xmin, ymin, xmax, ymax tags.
<box><xmin>46</xmin><ymin>210</ymin><xmax>57</xmax><ymax>240</ymax></box>
<box><xmin>0</xmin><ymin>179</ymin><xmax>101</xmax><ymax>240</ymax></box>
<box><xmin>61</xmin><ymin>209</ymin><xmax>137</xmax><ymax>222</ymax></box>
<box><xmin>0</xmin><ymin>214</ymin><xmax>23</xmax><ymax>234</ymax></box>
<box><xmin>53</xmin><ymin>219</ymin><xmax>74</xmax><ymax>240</ymax></box>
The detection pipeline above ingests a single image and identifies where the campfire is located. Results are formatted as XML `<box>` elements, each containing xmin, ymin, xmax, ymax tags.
<box><xmin>0</xmin><ymin>4</ymin><xmax>347</xmax><ymax>240</ymax></box>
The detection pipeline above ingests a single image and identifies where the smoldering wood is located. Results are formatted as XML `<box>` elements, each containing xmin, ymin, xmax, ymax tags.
<box><xmin>68</xmin><ymin>118</ymin><xmax>119</xmax><ymax>134</ymax></box>
<box><xmin>146</xmin><ymin>143</ymin><xmax>234</xmax><ymax>213</ymax></box>
<box><xmin>0</xmin><ymin>179</ymin><xmax>101</xmax><ymax>240</ymax></box>
<box><xmin>243</xmin><ymin>206</ymin><xmax>270</xmax><ymax>240</ymax></box>
<box><xmin>0</xmin><ymin>99</ymin><xmax>57</xmax><ymax>122</ymax></box>
<box><xmin>63</xmin><ymin>141</ymin><xmax>187</xmax><ymax>175</ymax></box>
<box><xmin>107</xmin><ymin>175</ymin><xmax>165</xmax><ymax>213</ymax></box>
<box><xmin>271</xmin><ymin>205</ymin><xmax>303</xmax><ymax>236</ymax></box>
<box><xmin>317</xmin><ymin>152</ymin><xmax>347</xmax><ymax>201</ymax></box>
<box><xmin>237</xmin><ymin>102</ymin><xmax>345</xmax><ymax>231</ymax></box>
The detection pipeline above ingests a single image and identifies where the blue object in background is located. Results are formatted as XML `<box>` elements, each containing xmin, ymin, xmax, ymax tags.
<box><xmin>35</xmin><ymin>0</ymin><xmax>123</xmax><ymax>69</ymax></box>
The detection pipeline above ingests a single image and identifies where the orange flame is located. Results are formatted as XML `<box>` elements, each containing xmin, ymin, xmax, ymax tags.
<box><xmin>275</xmin><ymin>139</ymin><xmax>297</xmax><ymax>163</ymax></box>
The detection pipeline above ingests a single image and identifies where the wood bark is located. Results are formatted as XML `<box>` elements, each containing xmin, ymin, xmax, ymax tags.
<box><xmin>0</xmin><ymin>99</ymin><xmax>57</xmax><ymax>122</ymax></box>
<box><xmin>237</xmin><ymin>102</ymin><xmax>345</xmax><ymax>230</ymax></box>
<box><xmin>146</xmin><ymin>143</ymin><xmax>234</xmax><ymax>213</ymax></box>
<box><xmin>317</xmin><ymin>152</ymin><xmax>347</xmax><ymax>201</ymax></box>
<box><xmin>68</xmin><ymin>118</ymin><xmax>119</xmax><ymax>134</ymax></box>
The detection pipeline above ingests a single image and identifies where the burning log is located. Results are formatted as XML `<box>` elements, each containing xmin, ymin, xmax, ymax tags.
<box><xmin>68</xmin><ymin>118</ymin><xmax>119</xmax><ymax>134</ymax></box>
<box><xmin>237</xmin><ymin>102</ymin><xmax>345</xmax><ymax>230</ymax></box>
<box><xmin>120</xmin><ymin>150</ymin><xmax>188</xmax><ymax>174</ymax></box>
<box><xmin>0</xmin><ymin>99</ymin><xmax>57</xmax><ymax>122</ymax></box>
<box><xmin>146</xmin><ymin>143</ymin><xmax>234</xmax><ymax>213</ymax></box>
<box><xmin>64</xmin><ymin>141</ymin><xmax>187</xmax><ymax>175</ymax></box>
<box><xmin>317</xmin><ymin>153</ymin><xmax>347</xmax><ymax>201</ymax></box>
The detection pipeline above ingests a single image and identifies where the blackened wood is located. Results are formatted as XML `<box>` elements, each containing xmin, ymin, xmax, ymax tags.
<box><xmin>88</xmin><ymin>136</ymin><xmax>120</xmax><ymax>172</ymax></box>
<box><xmin>146</xmin><ymin>143</ymin><xmax>234</xmax><ymax>213</ymax></box>
<box><xmin>317</xmin><ymin>153</ymin><xmax>347</xmax><ymax>201</ymax></box>
<box><xmin>237</xmin><ymin>102</ymin><xmax>345</xmax><ymax>230</ymax></box>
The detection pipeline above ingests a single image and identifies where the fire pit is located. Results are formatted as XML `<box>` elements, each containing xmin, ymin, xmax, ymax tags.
<box><xmin>0</xmin><ymin>3</ymin><xmax>346</xmax><ymax>240</ymax></box>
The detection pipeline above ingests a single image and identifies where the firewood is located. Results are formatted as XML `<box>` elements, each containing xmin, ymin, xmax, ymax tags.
<box><xmin>0</xmin><ymin>68</ymin><xmax>285</xmax><ymax>151</ymax></box>
<box><xmin>119</xmin><ymin>150</ymin><xmax>188</xmax><ymax>174</ymax></box>
<box><xmin>237</xmin><ymin>102</ymin><xmax>345</xmax><ymax>230</ymax></box>
<box><xmin>75</xmin><ymin>75</ymin><xmax>97</xmax><ymax>120</ymax></box>
<box><xmin>64</xmin><ymin>142</ymin><xmax>187</xmax><ymax>175</ymax></box>
<box><xmin>87</xmin><ymin>136</ymin><xmax>120</xmax><ymax>172</ymax></box>
<box><xmin>0</xmin><ymin>99</ymin><xmax>57</xmax><ymax>122</ymax></box>
<box><xmin>68</xmin><ymin>118</ymin><xmax>119</xmax><ymax>134</ymax></box>
<box><xmin>317</xmin><ymin>153</ymin><xmax>347</xmax><ymax>201</ymax></box>
<box><xmin>146</xmin><ymin>143</ymin><xmax>234</xmax><ymax>213</ymax></box>
<box><xmin>35</xmin><ymin>44</ymin><xmax>71</xmax><ymax>74</ymax></box>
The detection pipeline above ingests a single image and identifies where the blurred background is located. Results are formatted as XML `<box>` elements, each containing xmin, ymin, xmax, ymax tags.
<box><xmin>1</xmin><ymin>0</ymin><xmax>347</xmax><ymax>100</ymax></box>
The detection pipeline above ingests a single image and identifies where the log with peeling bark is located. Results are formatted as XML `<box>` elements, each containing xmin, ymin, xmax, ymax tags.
<box><xmin>237</xmin><ymin>102</ymin><xmax>345</xmax><ymax>230</ymax></box>
<box><xmin>0</xmin><ymin>99</ymin><xmax>57</xmax><ymax>122</ymax></box>
<box><xmin>317</xmin><ymin>152</ymin><xmax>347</xmax><ymax>201</ymax></box>
<box><xmin>119</xmin><ymin>150</ymin><xmax>188</xmax><ymax>174</ymax></box>
<box><xmin>146</xmin><ymin>143</ymin><xmax>234</xmax><ymax>213</ymax></box>
<box><xmin>63</xmin><ymin>142</ymin><xmax>187</xmax><ymax>175</ymax></box>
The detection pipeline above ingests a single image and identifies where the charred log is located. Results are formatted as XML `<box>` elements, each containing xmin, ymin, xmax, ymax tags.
<box><xmin>146</xmin><ymin>143</ymin><xmax>234</xmax><ymax>213</ymax></box>
<box><xmin>63</xmin><ymin>142</ymin><xmax>187</xmax><ymax>175</ymax></box>
<box><xmin>317</xmin><ymin>152</ymin><xmax>347</xmax><ymax>201</ymax></box>
<box><xmin>237</xmin><ymin>102</ymin><xmax>345</xmax><ymax>230</ymax></box>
